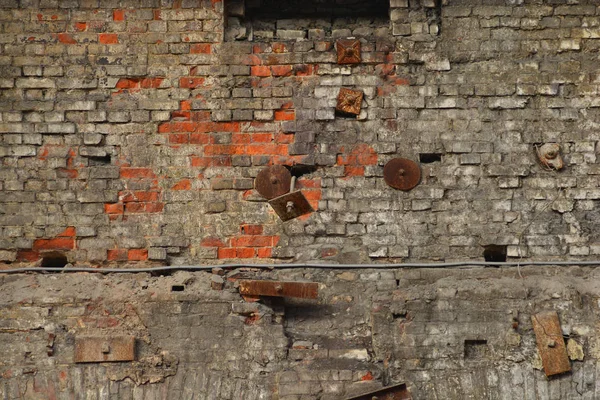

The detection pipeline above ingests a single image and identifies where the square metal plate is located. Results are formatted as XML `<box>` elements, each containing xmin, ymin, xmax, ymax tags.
<box><xmin>531</xmin><ymin>311</ymin><xmax>571</xmax><ymax>376</ymax></box>
<box><xmin>337</xmin><ymin>39</ymin><xmax>361</xmax><ymax>64</ymax></box>
<box><xmin>74</xmin><ymin>336</ymin><xmax>136</xmax><ymax>363</ymax></box>
<box><xmin>268</xmin><ymin>191</ymin><xmax>313</xmax><ymax>221</ymax></box>
<box><xmin>336</xmin><ymin>88</ymin><xmax>364</xmax><ymax>116</ymax></box>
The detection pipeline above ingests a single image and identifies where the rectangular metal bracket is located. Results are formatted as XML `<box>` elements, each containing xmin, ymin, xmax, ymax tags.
<box><xmin>239</xmin><ymin>280</ymin><xmax>318</xmax><ymax>299</ymax></box>
<box><xmin>74</xmin><ymin>336</ymin><xmax>136</xmax><ymax>363</ymax></box>
<box><xmin>531</xmin><ymin>311</ymin><xmax>571</xmax><ymax>376</ymax></box>
<box><xmin>268</xmin><ymin>191</ymin><xmax>313</xmax><ymax>221</ymax></box>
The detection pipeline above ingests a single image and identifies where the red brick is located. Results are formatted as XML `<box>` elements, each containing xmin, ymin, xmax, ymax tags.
<box><xmin>104</xmin><ymin>203</ymin><xmax>124</xmax><ymax>214</ymax></box>
<box><xmin>251</xmin><ymin>66</ymin><xmax>271</xmax><ymax>77</ymax></box>
<box><xmin>33</xmin><ymin>238</ymin><xmax>75</xmax><ymax>251</ymax></box>
<box><xmin>236</xmin><ymin>247</ymin><xmax>255</xmax><ymax>258</ymax></box>
<box><xmin>271</xmin><ymin>65</ymin><xmax>293</xmax><ymax>77</ymax></box>
<box><xmin>59</xmin><ymin>226</ymin><xmax>76</xmax><ymax>237</ymax></box>
<box><xmin>144</xmin><ymin>203</ymin><xmax>164</xmax><ymax>213</ymax></box>
<box><xmin>190</xmin><ymin>43</ymin><xmax>211</xmax><ymax>54</ymax></box>
<box><xmin>201</xmin><ymin>237</ymin><xmax>227</xmax><ymax>247</ymax></box>
<box><xmin>171</xmin><ymin>179</ymin><xmax>191</xmax><ymax>190</ymax></box>
<box><xmin>74</xmin><ymin>22</ymin><xmax>87</xmax><ymax>32</ymax></box>
<box><xmin>57</xmin><ymin>33</ymin><xmax>76</xmax><ymax>44</ymax></box>
<box><xmin>120</xmin><ymin>168</ymin><xmax>156</xmax><ymax>179</ymax></box>
<box><xmin>231</xmin><ymin>236</ymin><xmax>274</xmax><ymax>247</ymax></box>
<box><xmin>251</xmin><ymin>133</ymin><xmax>273</xmax><ymax>143</ymax></box>
<box><xmin>256</xmin><ymin>248</ymin><xmax>272</xmax><ymax>258</ymax></box>
<box><xmin>107</xmin><ymin>249</ymin><xmax>127</xmax><ymax>261</ymax></box>
<box><xmin>16</xmin><ymin>250</ymin><xmax>40</xmax><ymax>262</ymax></box>
<box><xmin>116</xmin><ymin>78</ymin><xmax>140</xmax><ymax>89</ymax></box>
<box><xmin>189</xmin><ymin>133</ymin><xmax>211</xmax><ymax>144</ymax></box>
<box><xmin>180</xmin><ymin>77</ymin><xmax>205</xmax><ymax>89</ymax></box>
<box><xmin>99</xmin><ymin>33</ymin><xmax>118</xmax><ymax>44</ymax></box>
<box><xmin>168</xmin><ymin>133</ymin><xmax>189</xmax><ymax>144</ymax></box>
<box><xmin>128</xmin><ymin>249</ymin><xmax>148</xmax><ymax>261</ymax></box>
<box><xmin>140</xmin><ymin>77</ymin><xmax>164</xmax><ymax>88</ymax></box>
<box><xmin>274</xmin><ymin>110</ymin><xmax>295</xmax><ymax>121</ymax></box>
<box><xmin>240</xmin><ymin>224</ymin><xmax>263</xmax><ymax>235</ymax></box>
<box><xmin>113</xmin><ymin>9</ymin><xmax>125</xmax><ymax>21</ymax></box>
<box><xmin>218</xmin><ymin>248</ymin><xmax>236</xmax><ymax>259</ymax></box>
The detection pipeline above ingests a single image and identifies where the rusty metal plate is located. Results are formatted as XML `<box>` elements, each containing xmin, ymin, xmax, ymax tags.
<box><xmin>239</xmin><ymin>280</ymin><xmax>318</xmax><ymax>299</ymax></box>
<box><xmin>532</xmin><ymin>311</ymin><xmax>571</xmax><ymax>377</ymax></box>
<box><xmin>535</xmin><ymin>143</ymin><xmax>564</xmax><ymax>171</ymax></box>
<box><xmin>268</xmin><ymin>191</ymin><xmax>313</xmax><ymax>221</ymax></box>
<box><xmin>336</xmin><ymin>88</ymin><xmax>364</xmax><ymax>116</ymax></box>
<box><xmin>345</xmin><ymin>383</ymin><xmax>412</xmax><ymax>400</ymax></box>
<box><xmin>337</xmin><ymin>39</ymin><xmax>361</xmax><ymax>64</ymax></box>
<box><xmin>255</xmin><ymin>165</ymin><xmax>292</xmax><ymax>200</ymax></box>
<box><xmin>74</xmin><ymin>336</ymin><xmax>135</xmax><ymax>363</ymax></box>
<box><xmin>383</xmin><ymin>158</ymin><xmax>421</xmax><ymax>191</ymax></box>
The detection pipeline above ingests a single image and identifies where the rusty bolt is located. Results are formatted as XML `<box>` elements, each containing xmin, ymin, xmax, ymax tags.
<box><xmin>547</xmin><ymin>339</ymin><xmax>556</xmax><ymax>348</ymax></box>
<box><xmin>286</xmin><ymin>201</ymin><xmax>294</xmax><ymax>213</ymax></box>
<box><xmin>275</xmin><ymin>284</ymin><xmax>283</xmax><ymax>293</ymax></box>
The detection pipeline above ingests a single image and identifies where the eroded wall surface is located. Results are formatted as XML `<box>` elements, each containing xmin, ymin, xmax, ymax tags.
<box><xmin>1</xmin><ymin>0</ymin><xmax>600</xmax><ymax>266</ymax></box>
<box><xmin>1</xmin><ymin>266</ymin><xmax>600</xmax><ymax>399</ymax></box>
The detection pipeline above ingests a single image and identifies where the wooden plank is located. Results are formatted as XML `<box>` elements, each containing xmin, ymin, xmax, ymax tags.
<box><xmin>531</xmin><ymin>311</ymin><xmax>571</xmax><ymax>376</ymax></box>
<box><xmin>238</xmin><ymin>280</ymin><xmax>318</xmax><ymax>299</ymax></box>
<box><xmin>74</xmin><ymin>336</ymin><xmax>135</xmax><ymax>363</ymax></box>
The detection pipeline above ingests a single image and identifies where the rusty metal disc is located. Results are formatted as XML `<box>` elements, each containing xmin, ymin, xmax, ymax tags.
<box><xmin>255</xmin><ymin>165</ymin><xmax>292</xmax><ymax>200</ymax></box>
<box><xmin>383</xmin><ymin>158</ymin><xmax>421</xmax><ymax>191</ymax></box>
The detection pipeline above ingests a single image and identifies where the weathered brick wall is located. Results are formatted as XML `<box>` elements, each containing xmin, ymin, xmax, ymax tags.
<box><xmin>1</xmin><ymin>0</ymin><xmax>600</xmax><ymax>267</ymax></box>
<box><xmin>0</xmin><ymin>266</ymin><xmax>599</xmax><ymax>399</ymax></box>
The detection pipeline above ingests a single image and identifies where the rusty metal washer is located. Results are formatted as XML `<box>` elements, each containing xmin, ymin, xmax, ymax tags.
<box><xmin>383</xmin><ymin>158</ymin><xmax>421</xmax><ymax>191</ymax></box>
<box><xmin>255</xmin><ymin>165</ymin><xmax>292</xmax><ymax>200</ymax></box>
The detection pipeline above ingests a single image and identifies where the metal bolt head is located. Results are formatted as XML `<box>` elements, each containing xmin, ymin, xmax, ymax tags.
<box><xmin>286</xmin><ymin>201</ymin><xmax>295</xmax><ymax>213</ymax></box>
<box><xmin>547</xmin><ymin>339</ymin><xmax>556</xmax><ymax>348</ymax></box>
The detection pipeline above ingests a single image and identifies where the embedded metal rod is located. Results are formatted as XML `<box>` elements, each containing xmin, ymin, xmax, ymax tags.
<box><xmin>4</xmin><ymin>260</ymin><xmax>600</xmax><ymax>274</ymax></box>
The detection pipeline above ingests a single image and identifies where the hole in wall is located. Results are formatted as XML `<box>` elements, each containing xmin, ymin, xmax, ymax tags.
<box><xmin>483</xmin><ymin>245</ymin><xmax>507</xmax><ymax>262</ymax></box>
<box><xmin>244</xmin><ymin>0</ymin><xmax>389</xmax><ymax>19</ymax></box>
<box><xmin>41</xmin><ymin>252</ymin><xmax>68</xmax><ymax>268</ymax></box>
<box><xmin>419</xmin><ymin>153</ymin><xmax>442</xmax><ymax>163</ymax></box>
<box><xmin>464</xmin><ymin>339</ymin><xmax>489</xmax><ymax>359</ymax></box>
<box><xmin>171</xmin><ymin>285</ymin><xmax>185</xmax><ymax>292</ymax></box>
<box><xmin>285</xmin><ymin>164</ymin><xmax>318</xmax><ymax>178</ymax></box>
<box><xmin>87</xmin><ymin>155</ymin><xmax>111</xmax><ymax>166</ymax></box>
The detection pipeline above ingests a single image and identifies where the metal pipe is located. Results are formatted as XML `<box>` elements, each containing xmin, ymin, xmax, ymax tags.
<box><xmin>2</xmin><ymin>260</ymin><xmax>600</xmax><ymax>274</ymax></box>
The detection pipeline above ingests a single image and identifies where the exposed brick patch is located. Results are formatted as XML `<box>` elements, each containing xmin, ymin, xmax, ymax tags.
<box><xmin>337</xmin><ymin>144</ymin><xmax>378</xmax><ymax>177</ymax></box>
<box><xmin>99</xmin><ymin>33</ymin><xmax>118</xmax><ymax>44</ymax></box>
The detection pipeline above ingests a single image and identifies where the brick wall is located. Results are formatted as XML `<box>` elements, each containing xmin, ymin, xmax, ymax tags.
<box><xmin>1</xmin><ymin>0</ymin><xmax>600</xmax><ymax>267</ymax></box>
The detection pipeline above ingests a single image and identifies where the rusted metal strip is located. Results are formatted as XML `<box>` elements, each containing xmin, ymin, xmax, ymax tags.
<box><xmin>238</xmin><ymin>280</ymin><xmax>318</xmax><ymax>299</ymax></box>
<box><xmin>74</xmin><ymin>336</ymin><xmax>136</xmax><ymax>363</ymax></box>
<box><xmin>345</xmin><ymin>383</ymin><xmax>412</xmax><ymax>400</ymax></box>
<box><xmin>531</xmin><ymin>311</ymin><xmax>571</xmax><ymax>376</ymax></box>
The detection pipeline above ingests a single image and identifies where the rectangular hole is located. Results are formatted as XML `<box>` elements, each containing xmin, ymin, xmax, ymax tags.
<box><xmin>419</xmin><ymin>153</ymin><xmax>442</xmax><ymax>163</ymax></box>
<box><xmin>245</xmin><ymin>0</ymin><xmax>389</xmax><ymax>19</ymax></box>
<box><xmin>483</xmin><ymin>245</ymin><xmax>507</xmax><ymax>262</ymax></box>
<box><xmin>171</xmin><ymin>285</ymin><xmax>185</xmax><ymax>292</ymax></box>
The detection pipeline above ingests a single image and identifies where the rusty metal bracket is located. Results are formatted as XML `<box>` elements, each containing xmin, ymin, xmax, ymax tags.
<box><xmin>345</xmin><ymin>383</ymin><xmax>412</xmax><ymax>400</ymax></box>
<box><xmin>239</xmin><ymin>280</ymin><xmax>318</xmax><ymax>299</ymax></box>
<box><xmin>336</xmin><ymin>88</ymin><xmax>364</xmax><ymax>116</ymax></box>
<box><xmin>268</xmin><ymin>176</ymin><xmax>313</xmax><ymax>221</ymax></box>
<box><xmin>383</xmin><ymin>158</ymin><xmax>421</xmax><ymax>191</ymax></box>
<box><xmin>74</xmin><ymin>336</ymin><xmax>136</xmax><ymax>363</ymax></box>
<box><xmin>532</xmin><ymin>311</ymin><xmax>571</xmax><ymax>377</ymax></box>
<box><xmin>255</xmin><ymin>165</ymin><xmax>292</xmax><ymax>200</ymax></box>
<box><xmin>337</xmin><ymin>39</ymin><xmax>361</xmax><ymax>64</ymax></box>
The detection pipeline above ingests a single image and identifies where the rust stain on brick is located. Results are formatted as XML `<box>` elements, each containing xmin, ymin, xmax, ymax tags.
<box><xmin>74</xmin><ymin>336</ymin><xmax>135</xmax><ymax>363</ymax></box>
<box><xmin>531</xmin><ymin>311</ymin><xmax>571</xmax><ymax>377</ymax></box>
<box><xmin>239</xmin><ymin>280</ymin><xmax>318</xmax><ymax>299</ymax></box>
<box><xmin>345</xmin><ymin>383</ymin><xmax>412</xmax><ymax>400</ymax></box>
